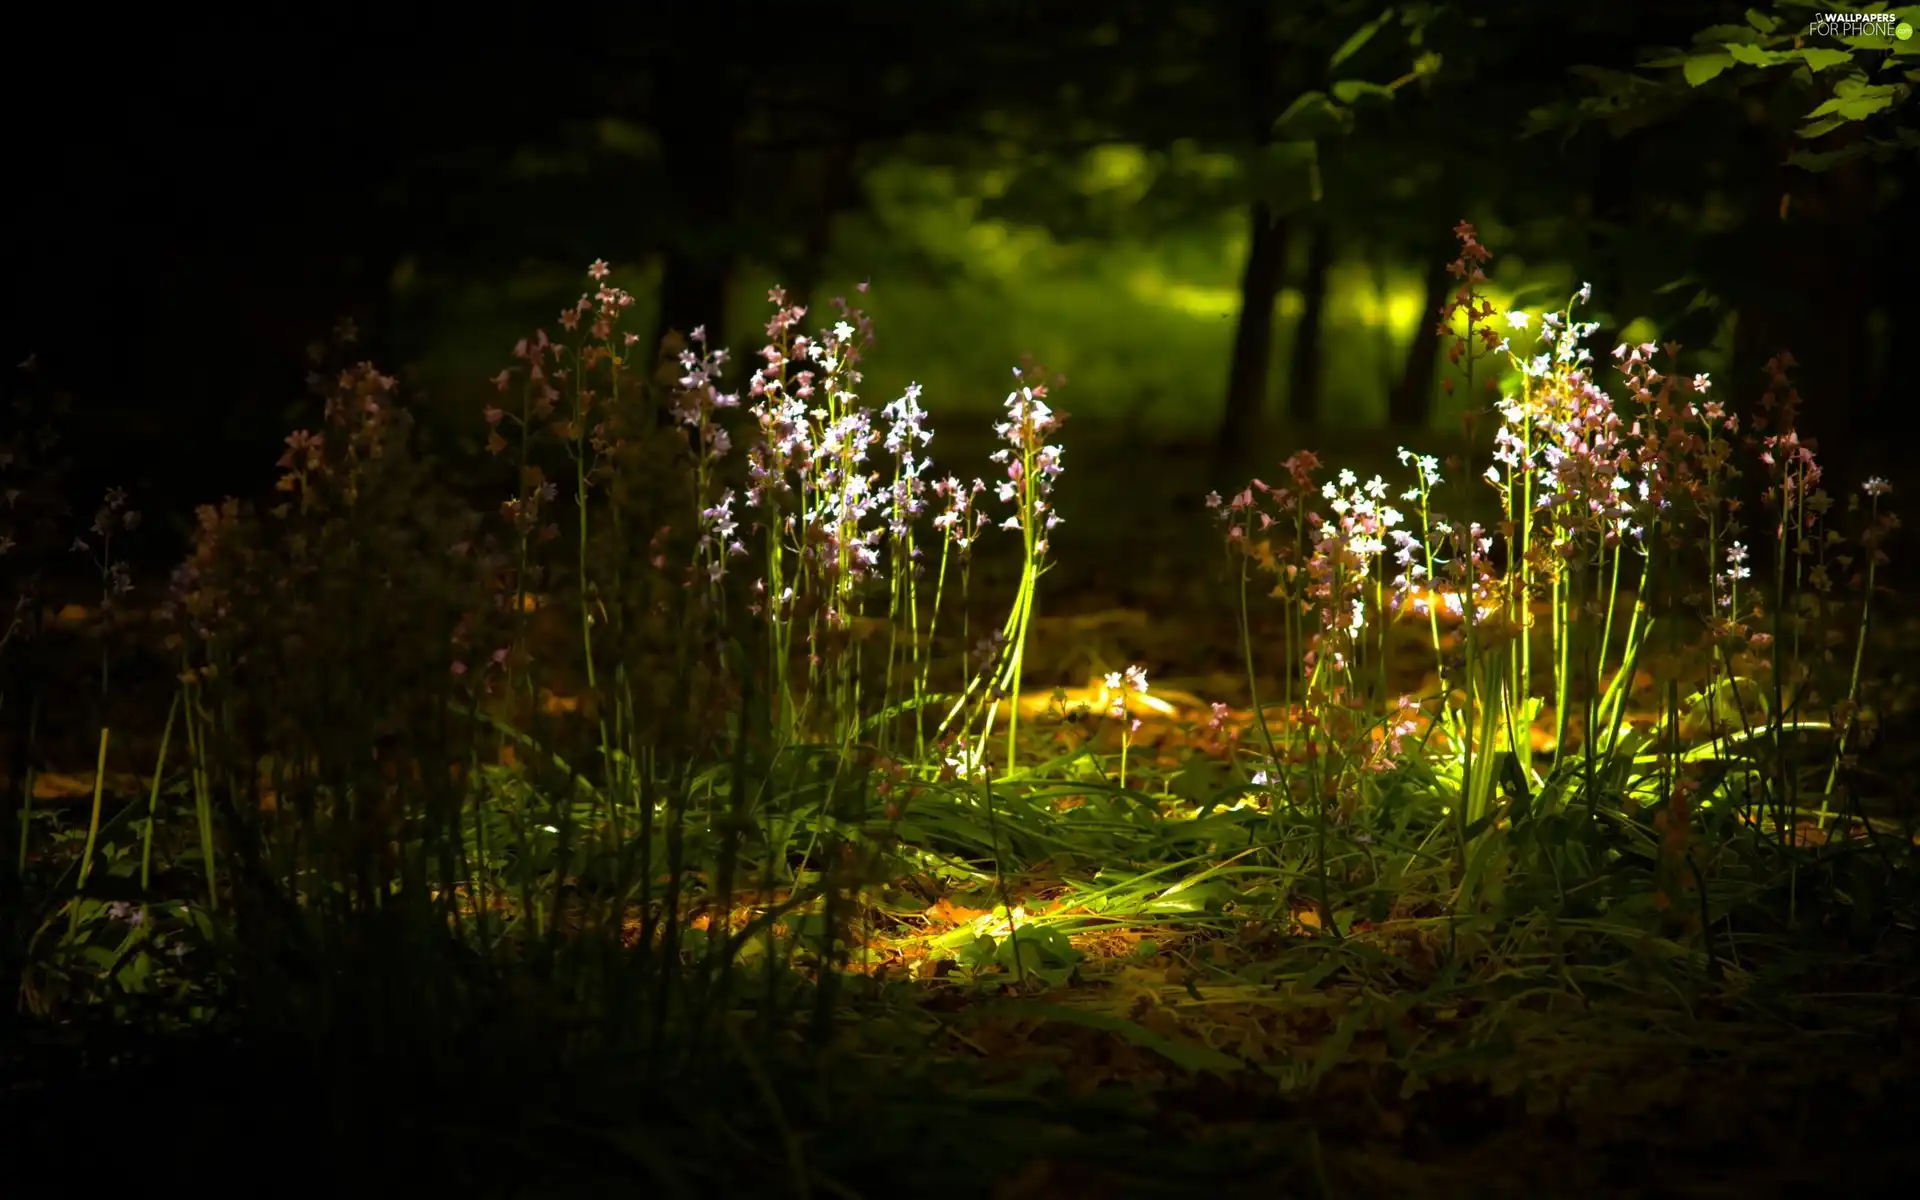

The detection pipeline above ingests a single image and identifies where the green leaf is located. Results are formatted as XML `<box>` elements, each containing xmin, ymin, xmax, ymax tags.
<box><xmin>1684</xmin><ymin>52</ymin><xmax>1734</xmax><ymax>86</ymax></box>
<box><xmin>1144</xmin><ymin>879</ymin><xmax>1238</xmax><ymax>914</ymax></box>
<box><xmin>1798</xmin><ymin>113</ymin><xmax>1850</xmax><ymax>138</ymax></box>
<box><xmin>1836</xmin><ymin>71</ymin><xmax>1870</xmax><ymax>95</ymax></box>
<box><xmin>1798</xmin><ymin>47</ymin><xmax>1854</xmax><ymax>71</ymax></box>
<box><xmin>1746</xmin><ymin>7</ymin><xmax>1779</xmax><ymax>33</ymax></box>
<box><xmin>1804</xmin><ymin>85</ymin><xmax>1899</xmax><ymax>121</ymax></box>
<box><xmin>1332</xmin><ymin>78</ymin><xmax>1399</xmax><ymax>106</ymax></box>
<box><xmin>974</xmin><ymin>999</ymin><xmax>1246</xmax><ymax>1077</ymax></box>
<box><xmin>1328</xmin><ymin>9</ymin><xmax>1394</xmax><ymax>71</ymax></box>
<box><xmin>956</xmin><ymin>934</ymin><xmax>997</xmax><ymax>969</ymax></box>
<box><xmin>1726</xmin><ymin>42</ymin><xmax>1788</xmax><ymax>67</ymax></box>
<box><xmin>1300</xmin><ymin>952</ymin><xmax>1344</xmax><ymax>991</ymax></box>
<box><xmin>996</xmin><ymin>934</ymin><xmax>1078</xmax><ymax>987</ymax></box>
<box><xmin>1273</xmin><ymin>92</ymin><xmax>1352</xmax><ymax>140</ymax></box>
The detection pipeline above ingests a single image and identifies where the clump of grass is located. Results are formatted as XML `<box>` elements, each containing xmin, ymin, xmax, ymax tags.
<box><xmin>1212</xmin><ymin>220</ymin><xmax>1908</xmax><ymax>947</ymax></box>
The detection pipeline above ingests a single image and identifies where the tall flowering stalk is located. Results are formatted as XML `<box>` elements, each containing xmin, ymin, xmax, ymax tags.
<box><xmin>879</xmin><ymin>382</ymin><xmax>934</xmax><ymax>754</ymax></box>
<box><xmin>1217</xmin><ymin>454</ymin><xmax>1429</xmax><ymax>926</ymax></box>
<box><xmin>1211</xmin><ymin>451</ymin><xmax>1318</xmax><ymax>805</ymax></box>
<box><xmin>483</xmin><ymin>325</ymin><xmax>564</xmax><ymax>720</ymax></box>
<box><xmin>744</xmin><ymin>288</ymin><xmax>923</xmax><ymax>744</ymax></box>
<box><xmin>1483</xmin><ymin>287</ymin><xmax>1639</xmax><ymax>797</ymax></box>
<box><xmin>673</xmin><ymin>327</ymin><xmax>744</xmax><ymax>605</ymax></box>
<box><xmin>1586</xmin><ymin>338</ymin><xmax>1698</xmax><ymax>766</ymax></box>
<box><xmin>1392</xmin><ymin>447</ymin><xmax>1463</xmax><ymax>746</ymax></box>
<box><xmin>922</xmin><ymin>475</ymin><xmax>988</xmax><ymax>756</ymax></box>
<box><xmin>1824</xmin><ymin>478</ymin><xmax>1897</xmax><ymax>816</ymax></box>
<box><xmin>1756</xmin><ymin>352</ymin><xmax>1823</xmax><ymax>827</ymax></box>
<box><xmin>1106</xmin><ymin>666</ymin><xmax>1148</xmax><ymax>788</ymax></box>
<box><xmin>743</xmin><ymin>289</ymin><xmax>814</xmax><ymax>734</ymax></box>
<box><xmin>929</xmin><ymin>374</ymin><xmax>1066</xmax><ymax>777</ymax></box>
<box><xmin>486</xmin><ymin>262</ymin><xmax>664</xmax><ymax>765</ymax></box>
<box><xmin>968</xmin><ymin>373</ymin><xmax>1065</xmax><ymax>774</ymax></box>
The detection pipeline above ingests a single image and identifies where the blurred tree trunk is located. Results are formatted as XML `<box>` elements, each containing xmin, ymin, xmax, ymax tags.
<box><xmin>1214</xmin><ymin>0</ymin><xmax>1285</xmax><ymax>468</ymax></box>
<box><xmin>1732</xmin><ymin>160</ymin><xmax>1871</xmax><ymax>438</ymax></box>
<box><xmin>1727</xmin><ymin>140</ymin><xmax>1874</xmax><ymax>580</ymax></box>
<box><xmin>1285</xmin><ymin>221</ymin><xmax>1334</xmax><ymax>428</ymax></box>
<box><xmin>788</xmin><ymin>141</ymin><xmax>861</xmax><ymax>316</ymax></box>
<box><xmin>1388</xmin><ymin>247</ymin><xmax>1451</xmax><ymax>428</ymax></box>
<box><xmin>1794</xmin><ymin>155</ymin><xmax>1872</xmax><ymax>491</ymax></box>
<box><xmin>647</xmin><ymin>48</ymin><xmax>745</xmax><ymax>372</ymax></box>
<box><xmin>653</xmin><ymin>248</ymin><xmax>734</xmax><ymax>365</ymax></box>
<box><xmin>1216</xmin><ymin>203</ymin><xmax>1293</xmax><ymax>462</ymax></box>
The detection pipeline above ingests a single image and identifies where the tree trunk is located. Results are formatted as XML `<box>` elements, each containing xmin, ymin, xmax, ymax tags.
<box><xmin>1388</xmin><ymin>248</ymin><xmax>1452</xmax><ymax>428</ymax></box>
<box><xmin>652</xmin><ymin>247</ymin><xmax>734</xmax><ymax>368</ymax></box>
<box><xmin>1728</xmin><ymin>144</ymin><xmax>1873</xmax><ymax>495</ymax></box>
<box><xmin>1793</xmin><ymin>155</ymin><xmax>1872</xmax><ymax>491</ymax></box>
<box><xmin>1285</xmin><ymin>222</ymin><xmax>1335</xmax><ymax>428</ymax></box>
<box><xmin>1215</xmin><ymin>203</ymin><xmax>1292</xmax><ymax>464</ymax></box>
<box><xmin>647</xmin><ymin>47</ymin><xmax>744</xmax><ymax>375</ymax></box>
<box><xmin>788</xmin><ymin>141</ymin><xmax>862</xmax><ymax>316</ymax></box>
<box><xmin>1729</xmin><ymin>145</ymin><xmax>1874</xmax><ymax>581</ymax></box>
<box><xmin>1214</xmin><ymin>0</ymin><xmax>1285</xmax><ymax>469</ymax></box>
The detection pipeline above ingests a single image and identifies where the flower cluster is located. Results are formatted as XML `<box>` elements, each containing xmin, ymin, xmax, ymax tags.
<box><xmin>1436</xmin><ymin>221</ymin><xmax>1502</xmax><ymax>402</ymax></box>
<box><xmin>1611</xmin><ymin>339</ymin><xmax>1723</xmax><ymax>541</ymax></box>
<box><xmin>72</xmin><ymin>485</ymin><xmax>140</xmax><ymax>604</ymax></box>
<box><xmin>881</xmin><ymin>382</ymin><xmax>934</xmax><ymax>541</ymax></box>
<box><xmin>276</xmin><ymin>362</ymin><xmax>403</xmax><ymax>514</ymax></box>
<box><xmin>1104</xmin><ymin>664</ymin><xmax>1148</xmax><ymax>730</ymax></box>
<box><xmin>740</xmin><ymin>289</ymin><xmax>908</xmax><ymax>631</ymax></box>
<box><xmin>931</xmin><ymin>476</ymin><xmax>989</xmax><ymax>554</ymax></box>
<box><xmin>162</xmin><ymin>498</ymin><xmax>245</xmax><ymax>648</ymax></box>
<box><xmin>990</xmin><ymin>371</ymin><xmax>1066</xmax><ymax>560</ymax></box>
<box><xmin>1490</xmin><ymin>300</ymin><xmax>1641</xmax><ymax>556</ymax></box>
<box><xmin>1305</xmin><ymin>470</ymin><xmax>1402</xmax><ymax>671</ymax></box>
<box><xmin>672</xmin><ymin>326</ymin><xmax>739</xmax><ymax>463</ymax></box>
<box><xmin>1208</xmin><ymin>451</ymin><xmax>1322</xmax><ymax>553</ymax></box>
<box><xmin>1414</xmin><ymin>522</ymin><xmax>1502</xmax><ymax>627</ymax></box>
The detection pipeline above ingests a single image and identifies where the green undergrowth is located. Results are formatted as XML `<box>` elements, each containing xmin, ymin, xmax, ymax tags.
<box><xmin>3</xmin><ymin>231</ymin><xmax>1918</xmax><ymax>1196</ymax></box>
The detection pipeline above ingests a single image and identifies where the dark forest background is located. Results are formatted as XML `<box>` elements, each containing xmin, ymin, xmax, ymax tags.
<box><xmin>4</xmin><ymin>1</ymin><xmax>1913</xmax><ymax>572</ymax></box>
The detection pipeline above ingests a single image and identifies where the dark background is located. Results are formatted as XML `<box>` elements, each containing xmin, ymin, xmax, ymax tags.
<box><xmin>4</xmin><ymin>2</ymin><xmax>1914</xmax><ymax>577</ymax></box>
